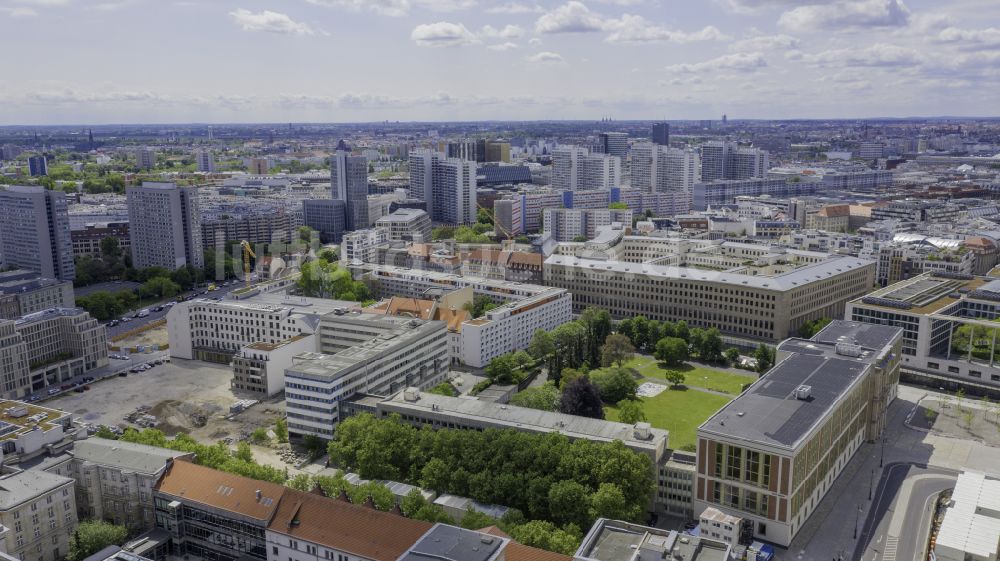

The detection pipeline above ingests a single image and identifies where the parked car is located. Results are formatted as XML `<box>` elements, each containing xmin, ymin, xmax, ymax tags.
<box><xmin>118</xmin><ymin>372</ymin><xmax>128</xmax><ymax>377</ymax></box>
<box><xmin>47</xmin><ymin>388</ymin><xmax>59</xmax><ymax>395</ymax></box>
<box><xmin>60</xmin><ymin>384</ymin><xmax>71</xmax><ymax>390</ymax></box>
<box><xmin>73</xmin><ymin>387</ymin><xmax>85</xmax><ymax>393</ymax></box>
<box><xmin>108</xmin><ymin>320</ymin><xmax>120</xmax><ymax>327</ymax></box>
<box><xmin>83</xmin><ymin>385</ymin><xmax>90</xmax><ymax>391</ymax></box>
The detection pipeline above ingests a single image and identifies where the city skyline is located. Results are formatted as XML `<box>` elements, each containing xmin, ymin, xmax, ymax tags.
<box><xmin>1</xmin><ymin>0</ymin><xmax>999</xmax><ymax>125</ymax></box>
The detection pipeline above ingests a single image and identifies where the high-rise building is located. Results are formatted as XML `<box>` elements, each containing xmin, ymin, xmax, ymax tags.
<box><xmin>194</xmin><ymin>149</ymin><xmax>215</xmax><ymax>172</ymax></box>
<box><xmin>485</xmin><ymin>140</ymin><xmax>511</xmax><ymax>163</ymax></box>
<box><xmin>135</xmin><ymin>148</ymin><xmax>156</xmax><ymax>170</ymax></box>
<box><xmin>27</xmin><ymin>154</ymin><xmax>48</xmax><ymax>176</ymax></box>
<box><xmin>700</xmin><ymin>141</ymin><xmax>769</xmax><ymax>182</ymax></box>
<box><xmin>597</xmin><ymin>132</ymin><xmax>629</xmax><ymax>160</ymax></box>
<box><xmin>652</xmin><ymin>122</ymin><xmax>670</xmax><ymax>146</ymax></box>
<box><xmin>631</xmin><ymin>143</ymin><xmax>699</xmax><ymax>193</ymax></box>
<box><xmin>552</xmin><ymin>146</ymin><xmax>620</xmax><ymax>191</ymax></box>
<box><xmin>331</xmin><ymin>150</ymin><xmax>369</xmax><ymax>231</ymax></box>
<box><xmin>302</xmin><ymin>199</ymin><xmax>346</xmax><ymax>244</ymax></box>
<box><xmin>0</xmin><ymin>186</ymin><xmax>74</xmax><ymax>281</ymax></box>
<box><xmin>126</xmin><ymin>182</ymin><xmax>203</xmax><ymax>270</ymax></box>
<box><xmin>248</xmin><ymin>157</ymin><xmax>270</xmax><ymax>174</ymax></box>
<box><xmin>408</xmin><ymin>150</ymin><xmax>476</xmax><ymax>224</ymax></box>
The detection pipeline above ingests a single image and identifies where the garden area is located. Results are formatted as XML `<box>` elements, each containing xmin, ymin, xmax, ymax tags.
<box><xmin>605</xmin><ymin>385</ymin><xmax>732</xmax><ymax>451</ymax></box>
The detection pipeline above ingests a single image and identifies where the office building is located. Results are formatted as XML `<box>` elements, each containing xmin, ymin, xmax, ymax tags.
<box><xmin>0</xmin><ymin>400</ymin><xmax>75</xmax><ymax>463</ymax></box>
<box><xmin>0</xmin><ymin>468</ymin><xmax>76</xmax><ymax>561</ymax></box>
<box><xmin>0</xmin><ymin>272</ymin><xmax>74</xmax><ymax>320</ymax></box>
<box><xmin>70</xmin><ymin>223</ymin><xmax>130</xmax><ymax>259</ymax></box>
<box><xmin>542</xmin><ymin>208</ymin><xmax>632</xmax><ymax>242</ymax></box>
<box><xmin>284</xmin><ymin>313</ymin><xmax>450</xmax><ymax>438</ymax></box>
<box><xmin>694</xmin><ymin>321</ymin><xmax>902</xmax><ymax>546</ymax></box>
<box><xmin>631</xmin><ymin>143</ymin><xmax>699</xmax><ymax>194</ymax></box>
<box><xmin>408</xmin><ymin>150</ymin><xmax>476</xmax><ymax>225</ymax></box>
<box><xmin>552</xmin><ymin>146</ymin><xmax>620</xmax><ymax>191</ymax></box>
<box><xmin>134</xmin><ymin>149</ymin><xmax>156</xmax><ymax>171</ymax></box>
<box><xmin>70</xmin><ymin>438</ymin><xmax>192</xmax><ymax>533</ymax></box>
<box><xmin>475</xmin><ymin>165</ymin><xmax>532</xmax><ymax>187</ymax></box>
<box><xmin>341</xmin><ymin>228</ymin><xmax>389</xmax><ymax>264</ymax></box>
<box><xmin>201</xmin><ymin>211</ymin><xmax>293</xmax><ymax>251</ymax></box>
<box><xmin>248</xmin><ymin>158</ymin><xmax>271</xmax><ymax>174</ymax></box>
<box><xmin>651</xmin><ymin>122</ymin><xmax>670</xmax><ymax>146</ymax></box>
<box><xmin>858</xmin><ymin>142</ymin><xmax>884</xmax><ymax>160</ymax></box>
<box><xmin>575</xmin><ymin>519</ymin><xmax>731</xmax><ymax>561</ymax></box>
<box><xmin>302</xmin><ymin>199</ymin><xmax>347</xmax><ymax>244</ymax></box>
<box><xmin>693</xmin><ymin>179</ymin><xmax>814</xmax><ymax>210</ymax></box>
<box><xmin>27</xmin><ymin>155</ymin><xmax>47</xmax><ymax>177</ymax></box>
<box><xmin>331</xmin><ymin>151</ymin><xmax>370</xmax><ymax>231</ymax></box>
<box><xmin>193</xmin><ymin>149</ymin><xmax>215</xmax><ymax>173</ymax></box>
<box><xmin>934</xmin><ymin>470</ymin><xmax>1000</xmax><ymax>561</ymax></box>
<box><xmin>485</xmin><ymin>140</ymin><xmax>511</xmax><ymax>163</ymax></box>
<box><xmin>126</xmin><ymin>182</ymin><xmax>203</xmax><ymax>270</ymax></box>
<box><xmin>700</xmin><ymin>142</ymin><xmax>769</xmax><ymax>182</ymax></box>
<box><xmin>847</xmin><ymin>273</ymin><xmax>1000</xmax><ymax>392</ymax></box>
<box><xmin>0</xmin><ymin>186</ymin><xmax>75</xmax><ymax>281</ymax></box>
<box><xmin>155</xmin><ymin>460</ymin><xmax>284</xmax><ymax>561</ymax></box>
<box><xmin>596</xmin><ymin>132</ymin><xmax>628</xmax><ymax>160</ymax></box>
<box><xmin>232</xmin><ymin>335</ymin><xmax>315</xmax><ymax>397</ymax></box>
<box><xmin>375</xmin><ymin>208</ymin><xmax>431</xmax><ymax>242</ymax></box>
<box><xmin>544</xmin><ymin>235</ymin><xmax>875</xmax><ymax>343</ymax></box>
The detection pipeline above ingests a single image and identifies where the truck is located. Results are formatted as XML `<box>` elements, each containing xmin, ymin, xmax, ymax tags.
<box><xmin>137</xmin><ymin>309</ymin><xmax>150</xmax><ymax>318</ymax></box>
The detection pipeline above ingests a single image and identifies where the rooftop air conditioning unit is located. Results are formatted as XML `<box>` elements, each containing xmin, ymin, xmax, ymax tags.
<box><xmin>633</xmin><ymin>422</ymin><xmax>652</xmax><ymax>440</ymax></box>
<box><xmin>795</xmin><ymin>385</ymin><xmax>812</xmax><ymax>400</ymax></box>
<box><xmin>403</xmin><ymin>388</ymin><xmax>420</xmax><ymax>402</ymax></box>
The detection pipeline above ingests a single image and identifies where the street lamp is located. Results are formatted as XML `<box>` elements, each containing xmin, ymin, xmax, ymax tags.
<box><xmin>879</xmin><ymin>436</ymin><xmax>886</xmax><ymax>468</ymax></box>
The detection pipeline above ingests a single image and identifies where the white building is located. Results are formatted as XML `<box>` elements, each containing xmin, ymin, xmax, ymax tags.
<box><xmin>340</xmin><ymin>228</ymin><xmax>389</xmax><ymax>265</ymax></box>
<box><xmin>935</xmin><ymin>469</ymin><xmax>1000</xmax><ymax>561</ymax></box>
<box><xmin>0</xmin><ymin>468</ymin><xmax>76</xmax><ymax>561</ymax></box>
<box><xmin>0</xmin><ymin>401</ymin><xmax>76</xmax><ymax>464</ymax></box>
<box><xmin>542</xmin><ymin>208</ymin><xmax>632</xmax><ymax>242</ymax></box>
<box><xmin>700</xmin><ymin>141</ymin><xmax>769</xmax><ymax>182</ymax></box>
<box><xmin>699</xmin><ymin>506</ymin><xmax>742</xmax><ymax>547</ymax></box>
<box><xmin>374</xmin><ymin>208</ymin><xmax>431</xmax><ymax>242</ymax></box>
<box><xmin>194</xmin><ymin>149</ymin><xmax>215</xmax><ymax>173</ymax></box>
<box><xmin>408</xmin><ymin>150</ymin><xmax>476</xmax><ymax>225</ymax></box>
<box><xmin>631</xmin><ymin>143</ymin><xmax>699</xmax><ymax>194</ymax></box>
<box><xmin>552</xmin><ymin>146</ymin><xmax>621</xmax><ymax>191</ymax></box>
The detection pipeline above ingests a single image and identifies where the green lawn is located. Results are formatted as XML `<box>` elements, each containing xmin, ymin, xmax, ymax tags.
<box><xmin>611</xmin><ymin>356</ymin><xmax>756</xmax><ymax>395</ymax></box>
<box><xmin>605</xmin><ymin>387</ymin><xmax>731</xmax><ymax>451</ymax></box>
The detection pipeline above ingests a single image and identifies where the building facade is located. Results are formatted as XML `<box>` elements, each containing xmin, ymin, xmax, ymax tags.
<box><xmin>0</xmin><ymin>186</ymin><xmax>74</xmax><ymax>281</ymax></box>
<box><xmin>631</xmin><ymin>144</ymin><xmax>699</xmax><ymax>194</ymax></box>
<box><xmin>126</xmin><ymin>182</ymin><xmax>203</xmax><ymax>270</ymax></box>
<box><xmin>70</xmin><ymin>223</ymin><xmax>130</xmax><ymax>259</ymax></box>
<box><xmin>0</xmin><ymin>469</ymin><xmax>76</xmax><ymax>561</ymax></box>
<box><xmin>302</xmin><ymin>199</ymin><xmax>347</xmax><ymax>244</ymax></box>
<box><xmin>374</xmin><ymin>209</ymin><xmax>431</xmax><ymax>242</ymax></box>
<box><xmin>331</xmin><ymin>151</ymin><xmax>369</xmax><ymax>232</ymax></box>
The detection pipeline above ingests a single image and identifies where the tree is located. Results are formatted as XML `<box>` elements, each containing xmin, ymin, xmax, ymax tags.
<box><xmin>724</xmin><ymin>347</ymin><xmax>742</xmax><ymax>367</ymax></box>
<box><xmin>699</xmin><ymin>328</ymin><xmax>724</xmax><ymax>363</ymax></box>
<box><xmin>298</xmin><ymin>225</ymin><xmax>317</xmax><ymax>245</ymax></box>
<box><xmin>485</xmin><ymin>354</ymin><xmax>518</xmax><ymax>385</ymax></box>
<box><xmin>235</xmin><ymin>442</ymin><xmax>254</xmax><ymax>462</ymax></box>
<box><xmin>547</xmin><ymin>480</ymin><xmax>591</xmax><ymax>528</ymax></box>
<box><xmin>580</xmin><ymin>307</ymin><xmax>612</xmax><ymax>366</ymax></box>
<box><xmin>600</xmin><ymin>334</ymin><xmax>635</xmax><ymax>368</ymax></box>
<box><xmin>100</xmin><ymin>236</ymin><xmax>122</xmax><ymax>260</ymax></box>
<box><xmin>402</xmin><ymin>488</ymin><xmax>429</xmax><ymax>517</ymax></box>
<box><xmin>754</xmin><ymin>344</ymin><xmax>775</xmax><ymax>373</ymax></box>
<box><xmin>477</xmin><ymin>207</ymin><xmax>494</xmax><ymax>225</ymax></box>
<box><xmin>287</xmin><ymin>474</ymin><xmax>313</xmax><ymax>491</ymax></box>
<box><xmin>654</xmin><ymin>337</ymin><xmax>689</xmax><ymax>367</ymax></box>
<box><xmin>274</xmin><ymin>418</ymin><xmax>288</xmax><ymax>443</ymax></box>
<box><xmin>590</xmin><ymin>367</ymin><xmax>637</xmax><ymax>404</ymax></box>
<box><xmin>459</xmin><ymin>507</ymin><xmax>498</xmax><ymax>530</ymax></box>
<box><xmin>508</xmin><ymin>521</ymin><xmax>582</xmax><ymax>556</ymax></box>
<box><xmin>590</xmin><ymin>482</ymin><xmax>636</xmax><ymax>521</ymax></box>
<box><xmin>529</xmin><ymin>329</ymin><xmax>556</xmax><ymax>368</ymax></box>
<box><xmin>559</xmin><ymin>377</ymin><xmax>605</xmax><ymax>419</ymax></box>
<box><xmin>432</xmin><ymin>226</ymin><xmax>455</xmax><ymax>241</ymax></box>
<box><xmin>68</xmin><ymin>521</ymin><xmax>128</xmax><ymax>561</ymax></box>
<box><xmin>137</xmin><ymin>276</ymin><xmax>180</xmax><ymax>300</ymax></box>
<box><xmin>250</xmin><ymin>428</ymin><xmax>269</xmax><ymax>444</ymax></box>
<box><xmin>427</xmin><ymin>383</ymin><xmax>458</xmax><ymax>397</ymax></box>
<box><xmin>511</xmin><ymin>382</ymin><xmax>560</xmax><ymax>411</ymax></box>
<box><xmin>616</xmin><ymin>399</ymin><xmax>646</xmax><ymax>425</ymax></box>
<box><xmin>798</xmin><ymin>318</ymin><xmax>832</xmax><ymax>338</ymax></box>
<box><xmin>663</xmin><ymin>370</ymin><xmax>686</xmax><ymax>388</ymax></box>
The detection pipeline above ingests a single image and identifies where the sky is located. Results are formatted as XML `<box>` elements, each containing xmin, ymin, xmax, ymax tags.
<box><xmin>1</xmin><ymin>0</ymin><xmax>999</xmax><ymax>124</ymax></box>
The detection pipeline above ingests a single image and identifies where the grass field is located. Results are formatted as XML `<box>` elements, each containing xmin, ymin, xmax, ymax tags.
<box><xmin>605</xmin><ymin>387</ymin><xmax>732</xmax><ymax>451</ymax></box>
<box><xmin>608</xmin><ymin>356</ymin><xmax>756</xmax><ymax>395</ymax></box>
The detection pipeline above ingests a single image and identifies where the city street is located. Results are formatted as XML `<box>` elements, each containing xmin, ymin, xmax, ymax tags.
<box><xmin>100</xmin><ymin>281</ymin><xmax>242</xmax><ymax>338</ymax></box>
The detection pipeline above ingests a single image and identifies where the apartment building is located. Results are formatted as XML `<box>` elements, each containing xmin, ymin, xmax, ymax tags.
<box><xmin>0</xmin><ymin>186</ymin><xmax>74</xmax><ymax>282</ymax></box>
<box><xmin>692</xmin><ymin>179</ymin><xmax>815</xmax><ymax>211</ymax></box>
<box><xmin>134</xmin><ymin>149</ymin><xmax>156</xmax><ymax>170</ymax></box>
<box><xmin>694</xmin><ymin>321</ymin><xmax>902</xmax><ymax>546</ymax></box>
<box><xmin>201</xmin><ymin>211</ymin><xmax>292</xmax><ymax>250</ymax></box>
<box><xmin>232</xmin><ymin>335</ymin><xmax>314</xmax><ymax>397</ymax></box>
<box><xmin>542</xmin><ymin>208</ymin><xmax>633</xmax><ymax>242</ymax></box>
<box><xmin>544</xmin><ymin>236</ymin><xmax>875</xmax><ymax>343</ymax></box>
<box><xmin>69</xmin><ymin>438</ymin><xmax>192</xmax><ymax>533</ymax></box>
<box><xmin>700</xmin><ymin>142</ymin><xmax>769</xmax><ymax>182</ymax></box>
<box><xmin>0</xmin><ymin>308</ymin><xmax>108</xmax><ymax>399</ymax></box>
<box><xmin>0</xmin><ymin>272</ymin><xmax>74</xmax><ymax>321</ymax></box>
<box><xmin>374</xmin><ymin>209</ymin><xmax>431</xmax><ymax>242</ymax></box>
<box><xmin>284</xmin><ymin>314</ymin><xmax>450</xmax><ymax>438</ymax></box>
<box><xmin>631</xmin><ymin>143</ymin><xmax>699</xmax><ymax>194</ymax></box>
<box><xmin>0</xmin><ymin>469</ymin><xmax>76</xmax><ymax>561</ymax></box>
<box><xmin>847</xmin><ymin>272</ymin><xmax>1000</xmax><ymax>392</ymax></box>
<box><xmin>596</xmin><ymin>132</ymin><xmax>628</xmax><ymax>159</ymax></box>
<box><xmin>302</xmin><ymin>199</ymin><xmax>347</xmax><ymax>244</ymax></box>
<box><xmin>126</xmin><ymin>182</ymin><xmax>203</xmax><ymax>270</ymax></box>
<box><xmin>408</xmin><ymin>150</ymin><xmax>476</xmax><ymax>225</ymax></box>
<box><xmin>551</xmin><ymin>146</ymin><xmax>620</xmax><ymax>191</ymax></box>
<box><xmin>70</xmin><ymin>223</ymin><xmax>130</xmax><ymax>259</ymax></box>
<box><xmin>341</xmin><ymin>228</ymin><xmax>389</xmax><ymax>264</ymax></box>
<box><xmin>874</xmin><ymin>241</ymin><xmax>974</xmax><ymax>287</ymax></box>
<box><xmin>155</xmin><ymin>460</ymin><xmax>285</xmax><ymax>561</ymax></box>
<box><xmin>194</xmin><ymin>149</ymin><xmax>215</xmax><ymax>173</ymax></box>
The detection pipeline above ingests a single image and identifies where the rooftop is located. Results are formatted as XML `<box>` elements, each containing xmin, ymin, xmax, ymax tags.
<box><xmin>936</xmin><ymin>470</ymin><xmax>1000</xmax><ymax>560</ymax></box>
<box><xmin>0</xmin><ymin>468</ymin><xmax>74</xmax><ymax>510</ymax></box>
<box><xmin>699</xmin><ymin>321</ymin><xmax>901</xmax><ymax>450</ymax></box>
<box><xmin>382</xmin><ymin>391</ymin><xmax>668</xmax><ymax>457</ymax></box>
<box><xmin>852</xmin><ymin>273</ymin><xmax>987</xmax><ymax>315</ymax></box>
<box><xmin>156</xmin><ymin>459</ymin><xmax>285</xmax><ymax>521</ymax></box>
<box><xmin>15</xmin><ymin>307</ymin><xmax>89</xmax><ymax>326</ymax></box>
<box><xmin>0</xmin><ymin>400</ymin><xmax>72</xmax><ymax>443</ymax></box>
<box><xmin>72</xmin><ymin>438</ymin><xmax>190</xmax><ymax>475</ymax></box>
<box><xmin>575</xmin><ymin>519</ymin><xmax>730</xmax><ymax>561</ymax></box>
<box><xmin>398</xmin><ymin>525</ymin><xmax>506</xmax><ymax>561</ymax></box>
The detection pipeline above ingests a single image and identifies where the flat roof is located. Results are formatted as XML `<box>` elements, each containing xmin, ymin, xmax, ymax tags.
<box><xmin>0</xmin><ymin>469</ymin><xmax>74</xmax><ymax>510</ymax></box>
<box><xmin>576</xmin><ymin>519</ymin><xmax>730</xmax><ymax>561</ymax></box>
<box><xmin>398</xmin><ymin>525</ymin><xmax>505</xmax><ymax>561</ymax></box>
<box><xmin>936</xmin><ymin>470</ymin><xmax>1000</xmax><ymax>560</ymax></box>
<box><xmin>700</xmin><ymin>321</ymin><xmax>900</xmax><ymax>450</ymax></box>
<box><xmin>851</xmin><ymin>273</ymin><xmax>987</xmax><ymax>315</ymax></box>
<box><xmin>72</xmin><ymin>438</ymin><xmax>189</xmax><ymax>475</ymax></box>
<box><xmin>0</xmin><ymin>400</ymin><xmax>72</xmax><ymax>442</ymax></box>
<box><xmin>382</xmin><ymin>391</ymin><xmax>668</xmax><ymax>454</ymax></box>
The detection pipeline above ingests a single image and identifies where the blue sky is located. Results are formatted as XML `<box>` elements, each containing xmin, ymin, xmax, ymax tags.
<box><xmin>1</xmin><ymin>0</ymin><xmax>998</xmax><ymax>124</ymax></box>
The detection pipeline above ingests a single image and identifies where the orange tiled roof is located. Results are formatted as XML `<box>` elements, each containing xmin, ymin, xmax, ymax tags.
<box><xmin>156</xmin><ymin>460</ymin><xmax>286</xmax><ymax>522</ymax></box>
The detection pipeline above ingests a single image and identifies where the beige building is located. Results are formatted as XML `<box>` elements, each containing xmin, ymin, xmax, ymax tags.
<box><xmin>693</xmin><ymin>321</ymin><xmax>902</xmax><ymax>546</ymax></box>
<box><xmin>804</xmin><ymin>204</ymin><xmax>850</xmax><ymax>233</ymax></box>
<box><xmin>544</xmin><ymin>235</ymin><xmax>875</xmax><ymax>343</ymax></box>
<box><xmin>69</xmin><ymin>438</ymin><xmax>192</xmax><ymax>533</ymax></box>
<box><xmin>0</xmin><ymin>468</ymin><xmax>76</xmax><ymax>561</ymax></box>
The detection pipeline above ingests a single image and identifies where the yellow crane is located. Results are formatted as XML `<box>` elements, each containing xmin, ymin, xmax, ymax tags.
<box><xmin>240</xmin><ymin>240</ymin><xmax>256</xmax><ymax>289</ymax></box>
<box><xmin>476</xmin><ymin>201</ymin><xmax>515</xmax><ymax>241</ymax></box>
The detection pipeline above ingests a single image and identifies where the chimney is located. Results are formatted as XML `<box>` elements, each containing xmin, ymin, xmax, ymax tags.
<box><xmin>255</xmin><ymin>490</ymin><xmax>262</xmax><ymax>502</ymax></box>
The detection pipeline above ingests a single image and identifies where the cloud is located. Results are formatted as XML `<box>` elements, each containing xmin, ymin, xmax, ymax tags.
<box><xmin>305</xmin><ymin>0</ymin><xmax>410</xmax><ymax>17</ymax></box>
<box><xmin>479</xmin><ymin>24</ymin><xmax>524</xmax><ymax>39</ymax></box>
<box><xmin>525</xmin><ymin>51</ymin><xmax>564</xmax><ymax>63</ymax></box>
<box><xmin>487</xmin><ymin>42</ymin><xmax>519</xmax><ymax>51</ymax></box>
<box><xmin>11</xmin><ymin>0</ymin><xmax>70</xmax><ymax>5</ymax></box>
<box><xmin>801</xmin><ymin>43</ymin><xmax>919</xmax><ymax>67</ymax></box>
<box><xmin>535</xmin><ymin>1</ymin><xmax>606</xmax><ymax>34</ymax></box>
<box><xmin>485</xmin><ymin>2</ymin><xmax>542</xmax><ymax>14</ymax></box>
<box><xmin>229</xmin><ymin>9</ymin><xmax>314</xmax><ymax>35</ymax></box>
<box><xmin>729</xmin><ymin>33</ymin><xmax>799</xmax><ymax>50</ymax></box>
<box><xmin>0</xmin><ymin>6</ymin><xmax>38</xmax><ymax>16</ymax></box>
<box><xmin>528</xmin><ymin>37</ymin><xmax>542</xmax><ymax>45</ymax></box>
<box><xmin>605</xmin><ymin>15</ymin><xmax>727</xmax><ymax>43</ymax></box>
<box><xmin>411</xmin><ymin>21</ymin><xmax>478</xmax><ymax>47</ymax></box>
<box><xmin>415</xmin><ymin>0</ymin><xmax>477</xmax><ymax>11</ymax></box>
<box><xmin>935</xmin><ymin>26</ymin><xmax>1000</xmax><ymax>48</ymax></box>
<box><xmin>665</xmin><ymin>52</ymin><xmax>767</xmax><ymax>73</ymax></box>
<box><xmin>714</xmin><ymin>0</ymin><xmax>801</xmax><ymax>14</ymax></box>
<box><xmin>778</xmin><ymin>0</ymin><xmax>910</xmax><ymax>31</ymax></box>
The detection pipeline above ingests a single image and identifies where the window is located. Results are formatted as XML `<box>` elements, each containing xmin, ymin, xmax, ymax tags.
<box><xmin>927</xmin><ymin>362</ymin><xmax>939</xmax><ymax>370</ymax></box>
<box><xmin>948</xmin><ymin>366</ymin><xmax>960</xmax><ymax>374</ymax></box>
<box><xmin>758</xmin><ymin>522</ymin><xmax>767</xmax><ymax>536</ymax></box>
<box><xmin>970</xmin><ymin>371</ymin><xmax>982</xmax><ymax>378</ymax></box>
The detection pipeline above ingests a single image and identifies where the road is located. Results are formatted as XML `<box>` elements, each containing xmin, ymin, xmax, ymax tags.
<box><xmin>100</xmin><ymin>281</ymin><xmax>242</xmax><ymax>338</ymax></box>
<box><xmin>855</xmin><ymin>464</ymin><xmax>954</xmax><ymax>561</ymax></box>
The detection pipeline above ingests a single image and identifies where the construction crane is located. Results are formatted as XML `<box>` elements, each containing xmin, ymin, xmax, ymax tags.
<box><xmin>240</xmin><ymin>240</ymin><xmax>256</xmax><ymax>289</ymax></box>
<box><xmin>476</xmin><ymin>201</ymin><xmax>515</xmax><ymax>241</ymax></box>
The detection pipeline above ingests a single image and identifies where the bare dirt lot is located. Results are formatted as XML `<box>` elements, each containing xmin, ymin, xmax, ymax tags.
<box><xmin>111</xmin><ymin>322</ymin><xmax>170</xmax><ymax>350</ymax></box>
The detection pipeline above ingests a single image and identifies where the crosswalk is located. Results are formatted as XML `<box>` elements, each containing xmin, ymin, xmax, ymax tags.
<box><xmin>882</xmin><ymin>536</ymin><xmax>899</xmax><ymax>561</ymax></box>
